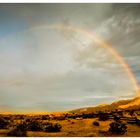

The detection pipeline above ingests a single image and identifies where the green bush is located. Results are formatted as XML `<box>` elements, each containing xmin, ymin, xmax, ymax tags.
<box><xmin>108</xmin><ymin>122</ymin><xmax>127</xmax><ymax>135</ymax></box>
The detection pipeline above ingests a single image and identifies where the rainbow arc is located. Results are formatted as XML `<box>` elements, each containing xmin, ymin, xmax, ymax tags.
<box><xmin>30</xmin><ymin>24</ymin><xmax>140</xmax><ymax>96</ymax></box>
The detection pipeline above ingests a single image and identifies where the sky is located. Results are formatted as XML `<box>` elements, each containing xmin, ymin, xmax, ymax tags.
<box><xmin>0</xmin><ymin>3</ymin><xmax>140</xmax><ymax>112</ymax></box>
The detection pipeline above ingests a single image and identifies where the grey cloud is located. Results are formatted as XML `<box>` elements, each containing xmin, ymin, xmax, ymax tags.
<box><xmin>0</xmin><ymin>4</ymin><xmax>139</xmax><ymax>111</ymax></box>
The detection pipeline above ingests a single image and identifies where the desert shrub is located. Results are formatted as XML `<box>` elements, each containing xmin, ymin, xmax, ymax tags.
<box><xmin>108</xmin><ymin>122</ymin><xmax>127</xmax><ymax>135</ymax></box>
<box><xmin>136</xmin><ymin>119</ymin><xmax>140</xmax><ymax>126</ymax></box>
<box><xmin>66</xmin><ymin>113</ymin><xmax>74</xmax><ymax>119</ymax></box>
<box><xmin>117</xmin><ymin>111</ymin><xmax>123</xmax><ymax>117</ymax></box>
<box><xmin>113</xmin><ymin>115</ymin><xmax>121</xmax><ymax>122</ymax></box>
<box><xmin>7</xmin><ymin>122</ymin><xmax>27</xmax><ymax>137</ymax></box>
<box><xmin>131</xmin><ymin>117</ymin><xmax>140</xmax><ymax>126</ymax></box>
<box><xmin>25</xmin><ymin>119</ymin><xmax>31</xmax><ymax>123</ymax></box>
<box><xmin>43</xmin><ymin>122</ymin><xmax>62</xmax><ymax>132</ymax></box>
<box><xmin>129</xmin><ymin>110</ymin><xmax>134</xmax><ymax>116</ymax></box>
<box><xmin>42</xmin><ymin>115</ymin><xmax>50</xmax><ymax>120</ymax></box>
<box><xmin>81</xmin><ymin>113</ymin><xmax>95</xmax><ymax>119</ymax></box>
<box><xmin>0</xmin><ymin>117</ymin><xmax>10</xmax><ymax>129</ymax></box>
<box><xmin>7</xmin><ymin>128</ymin><xmax>27</xmax><ymax>137</ymax></box>
<box><xmin>16</xmin><ymin>122</ymin><xmax>27</xmax><ymax>130</ymax></box>
<box><xmin>127</xmin><ymin>117</ymin><xmax>140</xmax><ymax>126</ymax></box>
<box><xmin>98</xmin><ymin>112</ymin><xmax>109</xmax><ymax>121</ymax></box>
<box><xmin>27</xmin><ymin>120</ymin><xmax>43</xmax><ymax>131</ymax></box>
<box><xmin>71</xmin><ymin>121</ymin><xmax>75</xmax><ymax>124</ymax></box>
<box><xmin>3</xmin><ymin>116</ymin><xmax>11</xmax><ymax>121</ymax></box>
<box><xmin>93</xmin><ymin>121</ymin><xmax>100</xmax><ymax>126</ymax></box>
<box><xmin>82</xmin><ymin>113</ymin><xmax>89</xmax><ymax>119</ymax></box>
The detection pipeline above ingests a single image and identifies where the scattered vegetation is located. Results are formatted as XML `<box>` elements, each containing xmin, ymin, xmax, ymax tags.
<box><xmin>6</xmin><ymin>119</ymin><xmax>62</xmax><ymax>136</ymax></box>
<box><xmin>1</xmin><ymin>102</ymin><xmax>140</xmax><ymax>137</ymax></box>
<box><xmin>108</xmin><ymin>122</ymin><xmax>127</xmax><ymax>135</ymax></box>
<box><xmin>7</xmin><ymin>122</ymin><xmax>27</xmax><ymax>137</ymax></box>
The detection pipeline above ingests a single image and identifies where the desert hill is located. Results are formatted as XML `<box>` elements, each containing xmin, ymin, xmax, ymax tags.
<box><xmin>119</xmin><ymin>97</ymin><xmax>140</xmax><ymax>109</ymax></box>
<box><xmin>70</xmin><ymin>97</ymin><xmax>140</xmax><ymax>113</ymax></box>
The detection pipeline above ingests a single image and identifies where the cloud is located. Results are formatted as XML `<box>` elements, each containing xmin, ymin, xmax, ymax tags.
<box><xmin>0</xmin><ymin>4</ymin><xmax>139</xmax><ymax>111</ymax></box>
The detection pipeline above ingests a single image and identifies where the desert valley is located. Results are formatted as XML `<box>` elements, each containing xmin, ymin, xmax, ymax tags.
<box><xmin>1</xmin><ymin>97</ymin><xmax>140</xmax><ymax>137</ymax></box>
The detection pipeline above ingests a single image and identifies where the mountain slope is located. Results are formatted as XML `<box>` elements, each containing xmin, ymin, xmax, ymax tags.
<box><xmin>70</xmin><ymin>97</ymin><xmax>140</xmax><ymax>113</ymax></box>
<box><xmin>118</xmin><ymin>97</ymin><xmax>140</xmax><ymax>109</ymax></box>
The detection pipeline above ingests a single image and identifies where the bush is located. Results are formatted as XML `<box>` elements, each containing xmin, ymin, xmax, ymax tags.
<box><xmin>7</xmin><ymin>122</ymin><xmax>27</xmax><ymax>137</ymax></box>
<box><xmin>127</xmin><ymin>117</ymin><xmax>140</xmax><ymax>126</ymax></box>
<box><xmin>71</xmin><ymin>121</ymin><xmax>75</xmax><ymax>124</ymax></box>
<box><xmin>43</xmin><ymin>122</ymin><xmax>62</xmax><ymax>132</ymax></box>
<box><xmin>129</xmin><ymin>110</ymin><xmax>135</xmax><ymax>116</ymax></box>
<box><xmin>113</xmin><ymin>115</ymin><xmax>121</xmax><ymax>122</ymax></box>
<box><xmin>98</xmin><ymin>112</ymin><xmax>109</xmax><ymax>121</ymax></box>
<box><xmin>136</xmin><ymin>119</ymin><xmax>140</xmax><ymax>126</ymax></box>
<box><xmin>117</xmin><ymin>111</ymin><xmax>123</xmax><ymax>117</ymax></box>
<box><xmin>42</xmin><ymin>115</ymin><xmax>50</xmax><ymax>120</ymax></box>
<box><xmin>27</xmin><ymin>120</ymin><xmax>43</xmax><ymax>131</ymax></box>
<box><xmin>7</xmin><ymin>128</ymin><xmax>27</xmax><ymax>137</ymax></box>
<box><xmin>108</xmin><ymin>122</ymin><xmax>127</xmax><ymax>135</ymax></box>
<box><xmin>0</xmin><ymin>117</ymin><xmax>10</xmax><ymax>129</ymax></box>
<box><xmin>93</xmin><ymin>121</ymin><xmax>100</xmax><ymax>126</ymax></box>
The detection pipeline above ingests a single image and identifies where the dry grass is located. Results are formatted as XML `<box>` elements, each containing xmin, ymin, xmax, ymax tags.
<box><xmin>1</xmin><ymin>116</ymin><xmax>140</xmax><ymax>137</ymax></box>
<box><xmin>1</xmin><ymin>105</ymin><xmax>140</xmax><ymax>137</ymax></box>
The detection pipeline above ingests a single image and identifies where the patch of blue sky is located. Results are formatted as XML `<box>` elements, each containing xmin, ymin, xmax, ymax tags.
<box><xmin>135</xmin><ymin>73</ymin><xmax>140</xmax><ymax>86</ymax></box>
<box><xmin>0</xmin><ymin>9</ymin><xmax>27</xmax><ymax>38</ymax></box>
